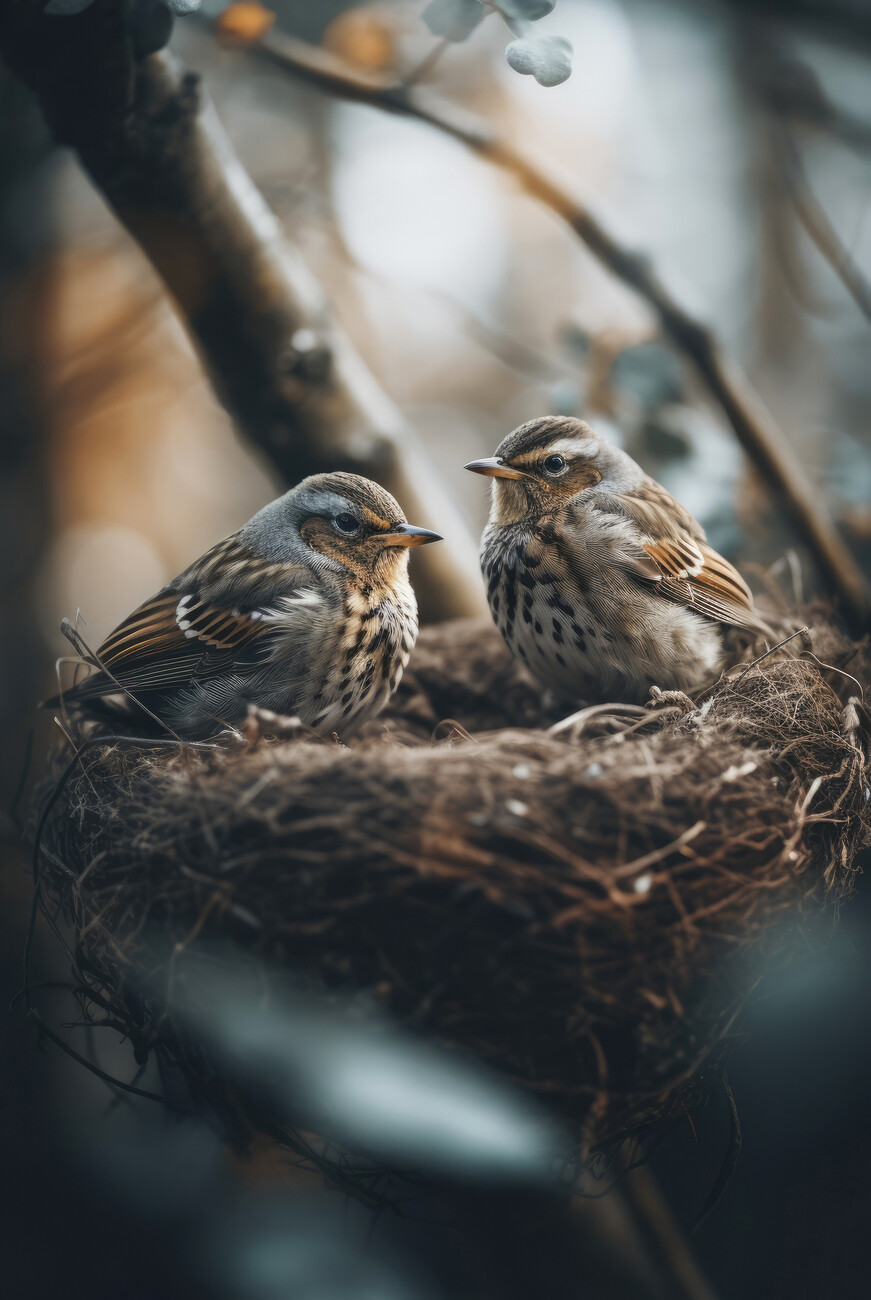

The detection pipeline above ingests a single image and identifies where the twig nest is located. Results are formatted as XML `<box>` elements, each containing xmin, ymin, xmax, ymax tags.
<box><xmin>37</xmin><ymin>613</ymin><xmax>869</xmax><ymax>1160</ymax></box>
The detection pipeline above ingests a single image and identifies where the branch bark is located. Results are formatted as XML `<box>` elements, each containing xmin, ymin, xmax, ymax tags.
<box><xmin>0</xmin><ymin>0</ymin><xmax>485</xmax><ymax>622</ymax></box>
<box><xmin>248</xmin><ymin>26</ymin><xmax>869</xmax><ymax>626</ymax></box>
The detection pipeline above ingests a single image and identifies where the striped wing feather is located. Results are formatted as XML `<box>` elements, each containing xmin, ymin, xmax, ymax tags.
<box><xmin>93</xmin><ymin>593</ymin><xmax>266</xmax><ymax>695</ymax></box>
<box><xmin>75</xmin><ymin>535</ymin><xmax>304</xmax><ymax>700</ymax></box>
<box><xmin>617</xmin><ymin>483</ymin><xmax>771</xmax><ymax>634</ymax></box>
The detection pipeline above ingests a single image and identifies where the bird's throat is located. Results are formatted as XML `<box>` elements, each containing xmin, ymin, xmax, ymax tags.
<box><xmin>490</xmin><ymin>478</ymin><xmax>542</xmax><ymax>528</ymax></box>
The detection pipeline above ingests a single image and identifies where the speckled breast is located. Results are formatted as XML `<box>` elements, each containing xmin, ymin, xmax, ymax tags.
<box><xmin>312</xmin><ymin>583</ymin><xmax>418</xmax><ymax>732</ymax></box>
<box><xmin>480</xmin><ymin>521</ymin><xmax>614</xmax><ymax>697</ymax></box>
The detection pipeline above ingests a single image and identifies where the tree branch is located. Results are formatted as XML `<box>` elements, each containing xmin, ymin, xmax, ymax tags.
<box><xmin>0</xmin><ymin>0</ymin><xmax>485</xmax><ymax>622</ymax></box>
<box><xmin>738</xmin><ymin>28</ymin><xmax>871</xmax><ymax>324</ymax></box>
<box><xmin>246</xmin><ymin>26</ymin><xmax>868</xmax><ymax>625</ymax></box>
<box><xmin>774</xmin><ymin>125</ymin><xmax>871</xmax><ymax>325</ymax></box>
<box><xmin>756</xmin><ymin>49</ymin><xmax>871</xmax><ymax>152</ymax></box>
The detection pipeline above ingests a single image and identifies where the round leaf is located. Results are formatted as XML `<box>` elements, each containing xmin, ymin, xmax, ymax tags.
<box><xmin>505</xmin><ymin>33</ymin><xmax>573</xmax><ymax>87</ymax></box>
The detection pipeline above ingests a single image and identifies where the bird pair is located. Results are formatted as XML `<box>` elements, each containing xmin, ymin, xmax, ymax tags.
<box><xmin>58</xmin><ymin>417</ymin><xmax>773</xmax><ymax>738</ymax></box>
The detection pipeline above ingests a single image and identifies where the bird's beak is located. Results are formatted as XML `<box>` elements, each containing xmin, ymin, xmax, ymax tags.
<box><xmin>380</xmin><ymin>523</ymin><xmax>443</xmax><ymax>548</ymax></box>
<box><xmin>464</xmin><ymin>457</ymin><xmax>526</xmax><ymax>480</ymax></box>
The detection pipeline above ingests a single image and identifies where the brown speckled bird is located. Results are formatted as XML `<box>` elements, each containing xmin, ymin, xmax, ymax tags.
<box><xmin>57</xmin><ymin>473</ymin><xmax>440</xmax><ymax>738</ymax></box>
<box><xmin>466</xmin><ymin>416</ymin><xmax>774</xmax><ymax>703</ymax></box>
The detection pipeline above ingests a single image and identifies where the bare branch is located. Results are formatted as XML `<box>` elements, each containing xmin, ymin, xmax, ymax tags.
<box><xmin>739</xmin><ymin>29</ymin><xmax>871</xmax><ymax>324</ymax></box>
<box><xmin>752</xmin><ymin>44</ymin><xmax>871</xmax><ymax>152</ymax></box>
<box><xmin>0</xmin><ymin>1</ymin><xmax>484</xmax><ymax>621</ymax></box>
<box><xmin>246</xmin><ymin>26</ymin><xmax>868</xmax><ymax>625</ymax></box>
<box><xmin>774</xmin><ymin>125</ymin><xmax>871</xmax><ymax>325</ymax></box>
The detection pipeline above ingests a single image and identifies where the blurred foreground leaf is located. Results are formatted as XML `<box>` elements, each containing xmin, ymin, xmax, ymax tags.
<box><xmin>160</xmin><ymin>949</ymin><xmax>560</xmax><ymax>1185</ymax></box>
<box><xmin>198</xmin><ymin>1194</ymin><xmax>439</xmax><ymax>1300</ymax></box>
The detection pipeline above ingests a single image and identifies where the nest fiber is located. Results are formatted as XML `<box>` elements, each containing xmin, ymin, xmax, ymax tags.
<box><xmin>37</xmin><ymin>613</ymin><xmax>869</xmax><ymax>1157</ymax></box>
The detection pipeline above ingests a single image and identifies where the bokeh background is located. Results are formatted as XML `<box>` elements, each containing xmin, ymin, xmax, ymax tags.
<box><xmin>1</xmin><ymin>2</ymin><xmax>870</xmax><ymax>1297</ymax></box>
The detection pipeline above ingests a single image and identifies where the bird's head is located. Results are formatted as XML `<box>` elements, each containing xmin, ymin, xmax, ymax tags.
<box><xmin>465</xmin><ymin>417</ymin><xmax>640</xmax><ymax>525</ymax></box>
<box><xmin>244</xmin><ymin>472</ymin><xmax>441</xmax><ymax>583</ymax></box>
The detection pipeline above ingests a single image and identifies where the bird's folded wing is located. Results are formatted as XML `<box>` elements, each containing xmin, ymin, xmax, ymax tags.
<box><xmin>76</xmin><ymin>538</ymin><xmax>310</xmax><ymax>699</ymax></box>
<box><xmin>615</xmin><ymin>485</ymin><xmax>772</xmax><ymax>635</ymax></box>
<box><xmin>93</xmin><ymin>594</ymin><xmax>265</xmax><ymax>694</ymax></box>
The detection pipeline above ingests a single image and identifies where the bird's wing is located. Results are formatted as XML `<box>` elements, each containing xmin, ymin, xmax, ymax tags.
<box><xmin>73</xmin><ymin>535</ymin><xmax>313</xmax><ymax>701</ymax></box>
<box><xmin>613</xmin><ymin>481</ymin><xmax>773</xmax><ymax>635</ymax></box>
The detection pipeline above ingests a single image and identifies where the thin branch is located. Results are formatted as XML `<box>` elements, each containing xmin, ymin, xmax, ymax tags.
<box><xmin>401</xmin><ymin>36</ymin><xmax>451</xmax><ymax>90</ymax></box>
<box><xmin>755</xmin><ymin>46</ymin><xmax>871</xmax><ymax>153</ymax></box>
<box><xmin>0</xmin><ymin>0</ymin><xmax>484</xmax><ymax>622</ymax></box>
<box><xmin>774</xmin><ymin>125</ymin><xmax>871</xmax><ymax>324</ymax></box>
<box><xmin>742</xmin><ymin>28</ymin><xmax>871</xmax><ymax>323</ymax></box>
<box><xmin>246</xmin><ymin>27</ymin><xmax>868</xmax><ymax>625</ymax></box>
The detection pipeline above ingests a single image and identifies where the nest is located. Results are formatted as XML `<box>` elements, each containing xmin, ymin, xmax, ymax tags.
<box><xmin>35</xmin><ymin>611</ymin><xmax>869</xmax><ymax>1172</ymax></box>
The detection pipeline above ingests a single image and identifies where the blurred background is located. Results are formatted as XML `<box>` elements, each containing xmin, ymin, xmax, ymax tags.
<box><xmin>1</xmin><ymin>1</ymin><xmax>870</xmax><ymax>1297</ymax></box>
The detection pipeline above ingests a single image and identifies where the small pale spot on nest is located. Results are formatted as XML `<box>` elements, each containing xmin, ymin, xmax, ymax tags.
<box><xmin>722</xmin><ymin>760</ymin><xmax>757</xmax><ymax>782</ymax></box>
<box><xmin>506</xmin><ymin>799</ymin><xmax>528</xmax><ymax>817</ymax></box>
<box><xmin>633</xmin><ymin>873</ymin><xmax>653</xmax><ymax>895</ymax></box>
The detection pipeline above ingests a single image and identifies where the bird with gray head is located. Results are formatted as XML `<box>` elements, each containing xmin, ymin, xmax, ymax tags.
<box><xmin>54</xmin><ymin>473</ymin><xmax>441</xmax><ymax>738</ymax></box>
<box><xmin>466</xmin><ymin>416</ymin><xmax>774</xmax><ymax>703</ymax></box>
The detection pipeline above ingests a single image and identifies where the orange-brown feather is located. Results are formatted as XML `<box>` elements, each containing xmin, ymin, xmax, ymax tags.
<box><xmin>618</xmin><ymin>483</ymin><xmax>769</xmax><ymax>633</ymax></box>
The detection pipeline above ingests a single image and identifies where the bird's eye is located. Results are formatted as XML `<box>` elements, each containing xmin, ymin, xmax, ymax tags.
<box><xmin>543</xmin><ymin>454</ymin><xmax>567</xmax><ymax>476</ymax></box>
<box><xmin>333</xmin><ymin>512</ymin><xmax>361</xmax><ymax>535</ymax></box>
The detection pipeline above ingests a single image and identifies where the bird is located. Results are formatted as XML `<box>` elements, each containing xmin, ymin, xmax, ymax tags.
<box><xmin>53</xmin><ymin>473</ymin><xmax>441</xmax><ymax>738</ymax></box>
<box><xmin>465</xmin><ymin>416</ymin><xmax>775</xmax><ymax>703</ymax></box>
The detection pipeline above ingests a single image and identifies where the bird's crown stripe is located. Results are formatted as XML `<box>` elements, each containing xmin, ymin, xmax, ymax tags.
<box><xmin>540</xmin><ymin>436</ymin><xmax>599</xmax><ymax>459</ymax></box>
